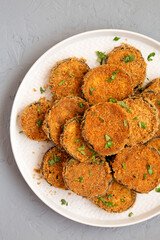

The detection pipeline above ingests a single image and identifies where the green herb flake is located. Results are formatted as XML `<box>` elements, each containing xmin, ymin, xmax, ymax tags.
<box><xmin>55</xmin><ymin>72</ymin><xmax>59</xmax><ymax>75</ymax></box>
<box><xmin>90</xmin><ymin>87</ymin><xmax>95</xmax><ymax>95</ymax></box>
<box><xmin>37</xmin><ymin>107</ymin><xmax>40</xmax><ymax>113</ymax></box>
<box><xmin>107</xmin><ymin>194</ymin><xmax>112</xmax><ymax>199</ymax></box>
<box><xmin>158</xmin><ymin>146</ymin><xmax>160</xmax><ymax>152</ymax></box>
<box><xmin>109</xmin><ymin>98</ymin><xmax>117</xmax><ymax>103</ymax></box>
<box><xmin>40</xmin><ymin>87</ymin><xmax>45</xmax><ymax>94</ymax></box>
<box><xmin>78</xmin><ymin>102</ymin><xmax>86</xmax><ymax>108</ymax></box>
<box><xmin>105</xmin><ymin>134</ymin><xmax>111</xmax><ymax>141</ymax></box>
<box><xmin>36</xmin><ymin>119</ymin><xmax>42</xmax><ymax>127</ymax></box>
<box><xmin>96</xmin><ymin>51</ymin><xmax>106</xmax><ymax>65</ymax></box>
<box><xmin>133</xmin><ymin>175</ymin><xmax>137</xmax><ymax>178</ymax></box>
<box><xmin>74</xmin><ymin>139</ymin><xmax>82</xmax><ymax>143</ymax></box>
<box><xmin>133</xmin><ymin>117</ymin><xmax>138</xmax><ymax>120</ymax></box>
<box><xmin>98</xmin><ymin>116</ymin><xmax>104</xmax><ymax>122</ymax></box>
<box><xmin>123</xmin><ymin>119</ymin><xmax>127</xmax><ymax>127</ymax></box>
<box><xmin>98</xmin><ymin>197</ymin><xmax>118</xmax><ymax>207</ymax></box>
<box><xmin>61</xmin><ymin>125</ymin><xmax>64</xmax><ymax>130</ymax></box>
<box><xmin>128</xmin><ymin>212</ymin><xmax>133</xmax><ymax>217</ymax></box>
<box><xmin>105</xmin><ymin>141</ymin><xmax>113</xmax><ymax>149</ymax></box>
<box><xmin>148</xmin><ymin>164</ymin><xmax>153</xmax><ymax>175</ymax></box>
<box><xmin>19</xmin><ymin>131</ymin><xmax>23</xmax><ymax>134</ymax></box>
<box><xmin>92</xmin><ymin>111</ymin><xmax>97</xmax><ymax>115</ymax></box>
<box><xmin>157</xmin><ymin>101</ymin><xmax>160</xmax><ymax>105</ymax></box>
<box><xmin>91</xmin><ymin>153</ymin><xmax>96</xmax><ymax>160</ymax></box>
<box><xmin>106</xmin><ymin>74</ymin><xmax>116</xmax><ymax>82</ymax></box>
<box><xmin>121</xmin><ymin>198</ymin><xmax>125</xmax><ymax>202</ymax></box>
<box><xmin>69</xmin><ymin>158</ymin><xmax>75</xmax><ymax>162</ymax></box>
<box><xmin>123</xmin><ymin>55</ymin><xmax>135</xmax><ymax>63</ymax></box>
<box><xmin>48</xmin><ymin>159</ymin><xmax>55</xmax><ymax>166</ymax></box>
<box><xmin>147</xmin><ymin>52</ymin><xmax>155</xmax><ymax>61</ymax></box>
<box><xmin>147</xmin><ymin>77</ymin><xmax>150</xmax><ymax>81</ymax></box>
<box><xmin>113</xmin><ymin>36</ymin><xmax>120</xmax><ymax>41</ymax></box>
<box><xmin>122</xmin><ymin>163</ymin><xmax>126</xmax><ymax>169</ymax></box>
<box><xmin>48</xmin><ymin>153</ymin><xmax>60</xmax><ymax>166</ymax></box>
<box><xmin>69</xmin><ymin>72</ymin><xmax>74</xmax><ymax>78</ymax></box>
<box><xmin>61</xmin><ymin>199</ymin><xmax>68</xmax><ymax>206</ymax></box>
<box><xmin>78</xmin><ymin>145</ymin><xmax>86</xmax><ymax>155</ymax></box>
<box><xmin>143</xmin><ymin>173</ymin><xmax>147</xmax><ymax>179</ymax></box>
<box><xmin>117</xmin><ymin>101</ymin><xmax>131</xmax><ymax>112</ymax></box>
<box><xmin>155</xmin><ymin>187</ymin><xmax>160</xmax><ymax>192</ymax></box>
<box><xmin>76</xmin><ymin>177</ymin><xmax>83</xmax><ymax>182</ymax></box>
<box><xmin>89</xmin><ymin>171</ymin><xmax>92</xmax><ymax>176</ymax></box>
<box><xmin>139</xmin><ymin>122</ymin><xmax>146</xmax><ymax>129</ymax></box>
<box><xmin>58</xmin><ymin>80</ymin><xmax>65</xmax><ymax>86</ymax></box>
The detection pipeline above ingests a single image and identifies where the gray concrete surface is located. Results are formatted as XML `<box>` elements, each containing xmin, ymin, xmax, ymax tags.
<box><xmin>0</xmin><ymin>0</ymin><xmax>160</xmax><ymax>239</ymax></box>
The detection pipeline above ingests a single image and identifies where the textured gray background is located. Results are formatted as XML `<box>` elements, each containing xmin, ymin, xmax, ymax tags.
<box><xmin>1</xmin><ymin>0</ymin><xmax>160</xmax><ymax>239</ymax></box>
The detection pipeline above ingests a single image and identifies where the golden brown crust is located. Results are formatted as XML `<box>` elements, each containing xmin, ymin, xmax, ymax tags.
<box><xmin>40</xmin><ymin>147</ymin><xmax>70</xmax><ymax>189</ymax></box>
<box><xmin>82</xmin><ymin>102</ymin><xmax>129</xmax><ymax>156</ymax></box>
<box><xmin>63</xmin><ymin>158</ymin><xmax>112</xmax><ymax>198</ymax></box>
<box><xmin>112</xmin><ymin>145</ymin><xmax>160</xmax><ymax>193</ymax></box>
<box><xmin>124</xmin><ymin>98</ymin><xmax>159</xmax><ymax>146</ymax></box>
<box><xmin>82</xmin><ymin>64</ymin><xmax>134</xmax><ymax>105</ymax></box>
<box><xmin>147</xmin><ymin>137</ymin><xmax>160</xmax><ymax>152</ymax></box>
<box><xmin>21</xmin><ymin>98</ymin><xmax>51</xmax><ymax>141</ymax></box>
<box><xmin>91</xmin><ymin>181</ymin><xmax>136</xmax><ymax>213</ymax></box>
<box><xmin>106</xmin><ymin>44</ymin><xmax>147</xmax><ymax>89</ymax></box>
<box><xmin>49</xmin><ymin>57</ymin><xmax>90</xmax><ymax>99</ymax></box>
<box><xmin>143</xmin><ymin>78</ymin><xmax>160</xmax><ymax>93</ymax></box>
<box><xmin>42</xmin><ymin>96</ymin><xmax>89</xmax><ymax>149</ymax></box>
<box><xmin>60</xmin><ymin>117</ymin><xmax>96</xmax><ymax>162</ymax></box>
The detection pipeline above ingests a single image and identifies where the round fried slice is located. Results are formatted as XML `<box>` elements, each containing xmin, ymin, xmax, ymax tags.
<box><xmin>112</xmin><ymin>145</ymin><xmax>160</xmax><ymax>193</ymax></box>
<box><xmin>106</xmin><ymin>44</ymin><xmax>147</xmax><ymax>89</ymax></box>
<box><xmin>91</xmin><ymin>180</ymin><xmax>136</xmax><ymax>213</ymax></box>
<box><xmin>140</xmin><ymin>91</ymin><xmax>160</xmax><ymax>137</ymax></box>
<box><xmin>60</xmin><ymin>117</ymin><xmax>96</xmax><ymax>162</ymax></box>
<box><xmin>82</xmin><ymin>64</ymin><xmax>133</xmax><ymax>105</ymax></box>
<box><xmin>143</xmin><ymin>78</ymin><xmax>160</xmax><ymax>93</ymax></box>
<box><xmin>82</xmin><ymin>102</ymin><xmax>129</xmax><ymax>156</ymax></box>
<box><xmin>43</xmin><ymin>96</ymin><xmax>89</xmax><ymax>148</ymax></box>
<box><xmin>63</xmin><ymin>158</ymin><xmax>112</xmax><ymax>198</ymax></box>
<box><xmin>147</xmin><ymin>137</ymin><xmax>160</xmax><ymax>152</ymax></box>
<box><xmin>49</xmin><ymin>57</ymin><xmax>90</xmax><ymax>99</ymax></box>
<box><xmin>41</xmin><ymin>147</ymin><xmax>70</xmax><ymax>189</ymax></box>
<box><xmin>124</xmin><ymin>98</ymin><xmax>158</xmax><ymax>146</ymax></box>
<box><xmin>21</xmin><ymin>99</ymin><xmax>51</xmax><ymax>141</ymax></box>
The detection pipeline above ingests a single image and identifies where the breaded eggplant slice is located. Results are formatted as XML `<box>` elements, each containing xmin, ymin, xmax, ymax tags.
<box><xmin>43</xmin><ymin>96</ymin><xmax>89</xmax><ymax>149</ymax></box>
<box><xmin>143</xmin><ymin>78</ymin><xmax>160</xmax><ymax>92</ymax></box>
<box><xmin>49</xmin><ymin>57</ymin><xmax>90</xmax><ymax>99</ymax></box>
<box><xmin>60</xmin><ymin>116</ymin><xmax>97</xmax><ymax>162</ymax></box>
<box><xmin>41</xmin><ymin>146</ymin><xmax>70</xmax><ymax>189</ymax></box>
<box><xmin>140</xmin><ymin>91</ymin><xmax>160</xmax><ymax>137</ymax></box>
<box><xmin>63</xmin><ymin>157</ymin><xmax>112</xmax><ymax>198</ymax></box>
<box><xmin>106</xmin><ymin>44</ymin><xmax>147</xmax><ymax>89</ymax></box>
<box><xmin>91</xmin><ymin>180</ymin><xmax>136</xmax><ymax>213</ymax></box>
<box><xmin>82</xmin><ymin>64</ymin><xmax>133</xmax><ymax>105</ymax></box>
<box><xmin>21</xmin><ymin>99</ymin><xmax>51</xmax><ymax>141</ymax></box>
<box><xmin>147</xmin><ymin>137</ymin><xmax>160</xmax><ymax>153</ymax></box>
<box><xmin>112</xmin><ymin>145</ymin><xmax>160</xmax><ymax>193</ymax></box>
<box><xmin>124</xmin><ymin>98</ymin><xmax>159</xmax><ymax>146</ymax></box>
<box><xmin>82</xmin><ymin>102</ymin><xmax>129</xmax><ymax>156</ymax></box>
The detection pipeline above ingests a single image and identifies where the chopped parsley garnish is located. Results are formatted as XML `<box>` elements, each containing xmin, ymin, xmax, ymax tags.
<box><xmin>123</xmin><ymin>55</ymin><xmax>135</xmax><ymax>63</ymax></box>
<box><xmin>76</xmin><ymin>118</ymin><xmax>83</xmax><ymax>123</ymax></box>
<box><xmin>55</xmin><ymin>72</ymin><xmax>59</xmax><ymax>75</ymax></box>
<box><xmin>69</xmin><ymin>72</ymin><xmax>74</xmax><ymax>78</ymax></box>
<box><xmin>48</xmin><ymin>153</ymin><xmax>60</xmax><ymax>166</ymax></box>
<box><xmin>37</xmin><ymin>107</ymin><xmax>40</xmax><ymax>113</ymax></box>
<box><xmin>157</xmin><ymin>101</ymin><xmax>160</xmax><ymax>105</ymax></box>
<box><xmin>109</xmin><ymin>98</ymin><xmax>117</xmax><ymax>103</ymax></box>
<box><xmin>92</xmin><ymin>111</ymin><xmax>97</xmax><ymax>115</ymax></box>
<box><xmin>117</xmin><ymin>101</ymin><xmax>131</xmax><ymax>112</ymax></box>
<box><xmin>89</xmin><ymin>171</ymin><xmax>92</xmax><ymax>176</ymax></box>
<box><xmin>133</xmin><ymin>117</ymin><xmax>138</xmax><ymax>120</ymax></box>
<box><xmin>74</xmin><ymin>139</ymin><xmax>82</xmax><ymax>142</ymax></box>
<box><xmin>113</xmin><ymin>36</ymin><xmax>120</xmax><ymax>41</ymax></box>
<box><xmin>36</xmin><ymin>119</ymin><xmax>42</xmax><ymax>127</ymax></box>
<box><xmin>128</xmin><ymin>212</ymin><xmax>133</xmax><ymax>217</ymax></box>
<box><xmin>155</xmin><ymin>187</ymin><xmax>160</xmax><ymax>192</ymax></box>
<box><xmin>148</xmin><ymin>164</ymin><xmax>153</xmax><ymax>175</ymax></box>
<box><xmin>139</xmin><ymin>122</ymin><xmax>146</xmax><ymax>129</ymax></box>
<box><xmin>105</xmin><ymin>141</ymin><xmax>113</xmax><ymax>149</ymax></box>
<box><xmin>90</xmin><ymin>87</ymin><xmax>95</xmax><ymax>95</ymax></box>
<box><xmin>61</xmin><ymin>199</ymin><xmax>68</xmax><ymax>206</ymax></box>
<box><xmin>98</xmin><ymin>197</ymin><xmax>118</xmax><ymax>207</ymax></box>
<box><xmin>98</xmin><ymin>116</ymin><xmax>104</xmax><ymax>122</ymax></box>
<box><xmin>107</xmin><ymin>194</ymin><xmax>112</xmax><ymax>199</ymax></box>
<box><xmin>19</xmin><ymin>131</ymin><xmax>23</xmax><ymax>134</ymax></box>
<box><xmin>105</xmin><ymin>134</ymin><xmax>111</xmax><ymax>141</ymax></box>
<box><xmin>76</xmin><ymin>177</ymin><xmax>83</xmax><ymax>182</ymax></box>
<box><xmin>143</xmin><ymin>173</ymin><xmax>147</xmax><ymax>179</ymax></box>
<box><xmin>91</xmin><ymin>153</ymin><xmax>96</xmax><ymax>160</ymax></box>
<box><xmin>40</xmin><ymin>87</ymin><xmax>45</xmax><ymax>94</ymax></box>
<box><xmin>79</xmin><ymin>102</ymin><xmax>86</xmax><ymax>108</ymax></box>
<box><xmin>96</xmin><ymin>51</ymin><xmax>106</xmax><ymax>65</ymax></box>
<box><xmin>147</xmin><ymin>77</ymin><xmax>149</xmax><ymax>81</ymax></box>
<box><xmin>61</xmin><ymin>126</ymin><xmax>64</xmax><ymax>130</ymax></box>
<box><xmin>121</xmin><ymin>198</ymin><xmax>125</xmax><ymax>202</ymax></box>
<box><xmin>158</xmin><ymin>146</ymin><xmax>160</xmax><ymax>152</ymax></box>
<box><xmin>122</xmin><ymin>163</ymin><xmax>126</xmax><ymax>169</ymax></box>
<box><xmin>147</xmin><ymin>52</ymin><xmax>155</xmax><ymax>61</ymax></box>
<box><xmin>78</xmin><ymin>145</ymin><xmax>86</xmax><ymax>155</ymax></box>
<box><xmin>133</xmin><ymin>175</ymin><xmax>137</xmax><ymax>178</ymax></box>
<box><xmin>58</xmin><ymin>80</ymin><xmax>65</xmax><ymax>86</ymax></box>
<box><xmin>106</xmin><ymin>71</ymin><xmax>119</xmax><ymax>82</ymax></box>
<box><xmin>123</xmin><ymin>119</ymin><xmax>127</xmax><ymax>127</ymax></box>
<box><xmin>69</xmin><ymin>158</ymin><xmax>75</xmax><ymax>162</ymax></box>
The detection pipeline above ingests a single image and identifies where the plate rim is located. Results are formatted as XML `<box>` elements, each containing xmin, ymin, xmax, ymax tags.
<box><xmin>10</xmin><ymin>29</ymin><xmax>160</xmax><ymax>227</ymax></box>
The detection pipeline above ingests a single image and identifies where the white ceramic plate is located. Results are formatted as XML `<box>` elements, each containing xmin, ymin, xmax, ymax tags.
<box><xmin>10</xmin><ymin>29</ymin><xmax>160</xmax><ymax>227</ymax></box>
